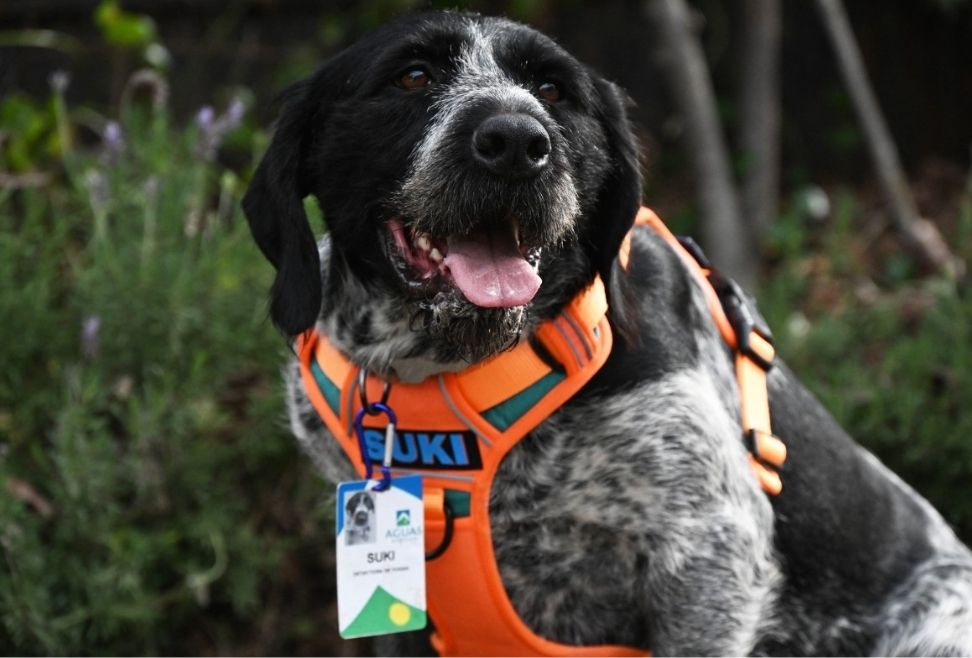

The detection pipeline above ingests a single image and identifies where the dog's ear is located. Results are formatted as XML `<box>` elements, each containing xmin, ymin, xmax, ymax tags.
<box><xmin>243</xmin><ymin>61</ymin><xmax>348</xmax><ymax>336</ymax></box>
<box><xmin>586</xmin><ymin>75</ymin><xmax>643</xmax><ymax>282</ymax></box>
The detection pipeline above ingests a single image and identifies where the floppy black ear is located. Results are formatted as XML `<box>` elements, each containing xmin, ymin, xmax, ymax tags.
<box><xmin>587</xmin><ymin>75</ymin><xmax>643</xmax><ymax>283</ymax></box>
<box><xmin>243</xmin><ymin>66</ymin><xmax>341</xmax><ymax>336</ymax></box>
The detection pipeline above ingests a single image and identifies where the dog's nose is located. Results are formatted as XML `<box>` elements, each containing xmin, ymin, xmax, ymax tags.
<box><xmin>472</xmin><ymin>114</ymin><xmax>551</xmax><ymax>178</ymax></box>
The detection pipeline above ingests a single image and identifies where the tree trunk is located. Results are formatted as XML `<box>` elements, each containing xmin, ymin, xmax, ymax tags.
<box><xmin>814</xmin><ymin>0</ymin><xmax>962</xmax><ymax>277</ymax></box>
<box><xmin>645</xmin><ymin>0</ymin><xmax>755</xmax><ymax>291</ymax></box>
<box><xmin>737</xmin><ymin>0</ymin><xmax>781</xmax><ymax>240</ymax></box>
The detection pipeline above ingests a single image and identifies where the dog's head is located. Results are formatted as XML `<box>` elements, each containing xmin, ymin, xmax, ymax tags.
<box><xmin>244</xmin><ymin>12</ymin><xmax>641</xmax><ymax>377</ymax></box>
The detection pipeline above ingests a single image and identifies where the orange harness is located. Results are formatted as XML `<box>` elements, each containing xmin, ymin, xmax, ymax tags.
<box><xmin>298</xmin><ymin>207</ymin><xmax>785</xmax><ymax>656</ymax></box>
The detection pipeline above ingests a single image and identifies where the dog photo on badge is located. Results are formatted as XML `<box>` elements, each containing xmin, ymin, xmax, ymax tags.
<box><xmin>344</xmin><ymin>490</ymin><xmax>376</xmax><ymax>546</ymax></box>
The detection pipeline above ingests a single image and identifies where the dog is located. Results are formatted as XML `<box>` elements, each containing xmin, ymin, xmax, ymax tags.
<box><xmin>345</xmin><ymin>490</ymin><xmax>377</xmax><ymax>546</ymax></box>
<box><xmin>243</xmin><ymin>11</ymin><xmax>972</xmax><ymax>656</ymax></box>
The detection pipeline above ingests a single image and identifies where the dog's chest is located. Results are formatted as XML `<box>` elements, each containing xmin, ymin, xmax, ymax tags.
<box><xmin>487</xmin><ymin>419</ymin><xmax>652</xmax><ymax>646</ymax></box>
<box><xmin>487</xmin><ymin>366</ymin><xmax>760</xmax><ymax>646</ymax></box>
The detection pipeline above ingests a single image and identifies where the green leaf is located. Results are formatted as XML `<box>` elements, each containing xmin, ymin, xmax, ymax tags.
<box><xmin>94</xmin><ymin>0</ymin><xmax>157</xmax><ymax>48</ymax></box>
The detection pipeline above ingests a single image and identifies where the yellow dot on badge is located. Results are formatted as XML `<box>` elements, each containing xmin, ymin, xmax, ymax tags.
<box><xmin>388</xmin><ymin>602</ymin><xmax>411</xmax><ymax>626</ymax></box>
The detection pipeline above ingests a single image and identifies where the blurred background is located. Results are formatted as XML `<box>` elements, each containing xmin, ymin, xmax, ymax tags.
<box><xmin>1</xmin><ymin>0</ymin><xmax>971</xmax><ymax>654</ymax></box>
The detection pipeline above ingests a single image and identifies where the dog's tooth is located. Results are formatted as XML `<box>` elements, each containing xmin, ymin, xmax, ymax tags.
<box><xmin>415</xmin><ymin>234</ymin><xmax>431</xmax><ymax>251</ymax></box>
<box><xmin>429</xmin><ymin>248</ymin><xmax>443</xmax><ymax>263</ymax></box>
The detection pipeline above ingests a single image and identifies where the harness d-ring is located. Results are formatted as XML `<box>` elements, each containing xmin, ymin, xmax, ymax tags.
<box><xmin>358</xmin><ymin>368</ymin><xmax>391</xmax><ymax>411</ymax></box>
<box><xmin>354</xmin><ymin>369</ymin><xmax>396</xmax><ymax>492</ymax></box>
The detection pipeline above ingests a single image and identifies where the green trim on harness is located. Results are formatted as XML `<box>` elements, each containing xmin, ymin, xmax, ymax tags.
<box><xmin>444</xmin><ymin>489</ymin><xmax>471</xmax><ymax>517</ymax></box>
<box><xmin>310</xmin><ymin>359</ymin><xmax>341</xmax><ymax>415</ymax></box>
<box><xmin>481</xmin><ymin>370</ymin><xmax>566</xmax><ymax>431</ymax></box>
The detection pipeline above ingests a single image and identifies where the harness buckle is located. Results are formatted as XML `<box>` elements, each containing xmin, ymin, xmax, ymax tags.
<box><xmin>707</xmin><ymin>270</ymin><xmax>775</xmax><ymax>371</ymax></box>
<box><xmin>676</xmin><ymin>236</ymin><xmax>713</xmax><ymax>270</ymax></box>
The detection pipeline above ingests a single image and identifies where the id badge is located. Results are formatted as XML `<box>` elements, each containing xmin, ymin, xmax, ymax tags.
<box><xmin>335</xmin><ymin>474</ymin><xmax>427</xmax><ymax>638</ymax></box>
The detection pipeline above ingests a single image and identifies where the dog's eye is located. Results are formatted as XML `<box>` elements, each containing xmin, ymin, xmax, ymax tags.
<box><xmin>398</xmin><ymin>67</ymin><xmax>431</xmax><ymax>90</ymax></box>
<box><xmin>537</xmin><ymin>81</ymin><xmax>561</xmax><ymax>103</ymax></box>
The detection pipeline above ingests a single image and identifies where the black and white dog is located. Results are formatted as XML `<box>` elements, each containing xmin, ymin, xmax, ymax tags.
<box><xmin>243</xmin><ymin>11</ymin><xmax>972</xmax><ymax>656</ymax></box>
<box><xmin>345</xmin><ymin>491</ymin><xmax>377</xmax><ymax>546</ymax></box>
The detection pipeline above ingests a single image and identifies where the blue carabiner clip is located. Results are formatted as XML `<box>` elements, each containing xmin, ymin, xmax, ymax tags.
<box><xmin>353</xmin><ymin>401</ymin><xmax>398</xmax><ymax>492</ymax></box>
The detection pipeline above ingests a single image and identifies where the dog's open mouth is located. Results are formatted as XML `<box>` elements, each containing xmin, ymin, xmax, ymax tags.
<box><xmin>387</xmin><ymin>217</ymin><xmax>542</xmax><ymax>308</ymax></box>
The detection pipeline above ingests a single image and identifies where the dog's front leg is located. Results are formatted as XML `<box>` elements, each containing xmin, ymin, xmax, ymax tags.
<box><xmin>643</xmin><ymin>506</ymin><xmax>779</xmax><ymax>656</ymax></box>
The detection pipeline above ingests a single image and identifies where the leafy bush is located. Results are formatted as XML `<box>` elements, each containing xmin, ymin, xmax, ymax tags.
<box><xmin>1</xmin><ymin>53</ymin><xmax>970</xmax><ymax>658</ymax></box>
<box><xmin>0</xmin><ymin>85</ymin><xmax>357</xmax><ymax>655</ymax></box>
<box><xmin>761</xmin><ymin>189</ymin><xmax>972</xmax><ymax>544</ymax></box>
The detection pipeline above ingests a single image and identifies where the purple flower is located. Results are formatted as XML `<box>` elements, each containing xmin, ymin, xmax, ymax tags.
<box><xmin>81</xmin><ymin>315</ymin><xmax>101</xmax><ymax>361</ymax></box>
<box><xmin>195</xmin><ymin>106</ymin><xmax>215</xmax><ymax>130</ymax></box>
<box><xmin>193</xmin><ymin>97</ymin><xmax>247</xmax><ymax>161</ymax></box>
<box><xmin>100</xmin><ymin>121</ymin><xmax>126</xmax><ymax>166</ymax></box>
<box><xmin>225</xmin><ymin>98</ymin><xmax>245</xmax><ymax>126</ymax></box>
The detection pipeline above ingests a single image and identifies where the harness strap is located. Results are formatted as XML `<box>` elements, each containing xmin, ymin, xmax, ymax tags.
<box><xmin>302</xmin><ymin>206</ymin><xmax>786</xmax><ymax>657</ymax></box>
<box><xmin>623</xmin><ymin>207</ymin><xmax>786</xmax><ymax>494</ymax></box>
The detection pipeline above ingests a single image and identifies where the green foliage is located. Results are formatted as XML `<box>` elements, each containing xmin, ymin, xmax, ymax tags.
<box><xmin>93</xmin><ymin>0</ymin><xmax>171</xmax><ymax>69</ymax></box>
<box><xmin>762</xmin><ymin>188</ymin><xmax>972</xmax><ymax>545</ymax></box>
<box><xmin>0</xmin><ymin>94</ymin><xmax>60</xmax><ymax>172</ymax></box>
<box><xmin>0</xmin><ymin>90</ymin><xmax>344</xmax><ymax>655</ymax></box>
<box><xmin>94</xmin><ymin>0</ymin><xmax>156</xmax><ymax>48</ymax></box>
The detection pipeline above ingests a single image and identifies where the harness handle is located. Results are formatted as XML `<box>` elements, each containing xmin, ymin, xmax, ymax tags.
<box><xmin>425</xmin><ymin>503</ymin><xmax>455</xmax><ymax>561</ymax></box>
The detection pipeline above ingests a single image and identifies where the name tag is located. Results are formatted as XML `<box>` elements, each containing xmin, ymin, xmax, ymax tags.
<box><xmin>335</xmin><ymin>475</ymin><xmax>427</xmax><ymax>638</ymax></box>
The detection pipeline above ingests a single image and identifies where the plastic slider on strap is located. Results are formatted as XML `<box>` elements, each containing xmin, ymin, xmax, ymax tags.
<box><xmin>745</xmin><ymin>429</ymin><xmax>787</xmax><ymax>469</ymax></box>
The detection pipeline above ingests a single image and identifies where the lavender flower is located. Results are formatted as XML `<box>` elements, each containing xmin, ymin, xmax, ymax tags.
<box><xmin>100</xmin><ymin>121</ymin><xmax>126</xmax><ymax>166</ymax></box>
<box><xmin>224</xmin><ymin>97</ymin><xmax>245</xmax><ymax>126</ymax></box>
<box><xmin>81</xmin><ymin>315</ymin><xmax>101</xmax><ymax>361</ymax></box>
<box><xmin>120</xmin><ymin>69</ymin><xmax>169</xmax><ymax>112</ymax></box>
<box><xmin>194</xmin><ymin>97</ymin><xmax>247</xmax><ymax>162</ymax></box>
<box><xmin>85</xmin><ymin>169</ymin><xmax>110</xmax><ymax>241</ymax></box>
<box><xmin>195</xmin><ymin>106</ymin><xmax>215</xmax><ymax>131</ymax></box>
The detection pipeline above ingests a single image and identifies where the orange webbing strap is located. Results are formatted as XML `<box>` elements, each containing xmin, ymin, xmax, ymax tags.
<box><xmin>628</xmin><ymin>207</ymin><xmax>786</xmax><ymax>495</ymax></box>
<box><xmin>626</xmin><ymin>209</ymin><xmax>737</xmax><ymax>347</ymax></box>
<box><xmin>737</xmin><ymin>335</ymin><xmax>786</xmax><ymax>495</ymax></box>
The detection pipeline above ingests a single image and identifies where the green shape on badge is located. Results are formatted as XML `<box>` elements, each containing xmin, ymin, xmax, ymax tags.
<box><xmin>341</xmin><ymin>586</ymin><xmax>427</xmax><ymax>638</ymax></box>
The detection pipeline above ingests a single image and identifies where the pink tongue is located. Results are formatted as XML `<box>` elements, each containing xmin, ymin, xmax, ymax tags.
<box><xmin>444</xmin><ymin>228</ymin><xmax>542</xmax><ymax>308</ymax></box>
